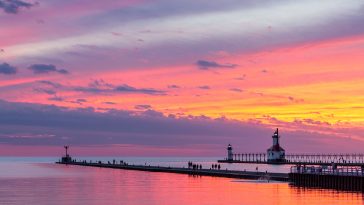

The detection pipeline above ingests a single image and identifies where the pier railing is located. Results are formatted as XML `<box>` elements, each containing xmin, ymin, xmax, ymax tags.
<box><xmin>286</xmin><ymin>153</ymin><xmax>364</xmax><ymax>164</ymax></box>
<box><xmin>228</xmin><ymin>153</ymin><xmax>267</xmax><ymax>162</ymax></box>
<box><xmin>222</xmin><ymin>153</ymin><xmax>364</xmax><ymax>166</ymax></box>
<box><xmin>290</xmin><ymin>165</ymin><xmax>364</xmax><ymax>176</ymax></box>
<box><xmin>289</xmin><ymin>165</ymin><xmax>364</xmax><ymax>192</ymax></box>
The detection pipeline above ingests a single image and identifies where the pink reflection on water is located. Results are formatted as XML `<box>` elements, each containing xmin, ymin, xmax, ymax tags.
<box><xmin>0</xmin><ymin>161</ymin><xmax>363</xmax><ymax>205</ymax></box>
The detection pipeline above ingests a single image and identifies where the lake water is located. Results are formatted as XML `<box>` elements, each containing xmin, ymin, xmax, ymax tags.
<box><xmin>0</xmin><ymin>157</ymin><xmax>363</xmax><ymax>205</ymax></box>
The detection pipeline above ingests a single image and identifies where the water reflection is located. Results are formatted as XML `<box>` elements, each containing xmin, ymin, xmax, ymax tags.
<box><xmin>0</xmin><ymin>158</ymin><xmax>363</xmax><ymax>205</ymax></box>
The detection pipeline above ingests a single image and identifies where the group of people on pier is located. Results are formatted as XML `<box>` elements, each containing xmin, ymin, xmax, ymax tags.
<box><xmin>98</xmin><ymin>159</ymin><xmax>128</xmax><ymax>166</ymax></box>
<box><xmin>211</xmin><ymin>164</ymin><xmax>221</xmax><ymax>170</ymax></box>
<box><xmin>188</xmin><ymin>161</ymin><xmax>202</xmax><ymax>170</ymax></box>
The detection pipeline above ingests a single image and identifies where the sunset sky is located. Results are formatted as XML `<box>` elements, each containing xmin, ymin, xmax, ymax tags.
<box><xmin>1</xmin><ymin>0</ymin><xmax>364</xmax><ymax>156</ymax></box>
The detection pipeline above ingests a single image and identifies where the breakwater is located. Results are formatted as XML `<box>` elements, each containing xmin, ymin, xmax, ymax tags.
<box><xmin>56</xmin><ymin>160</ymin><xmax>289</xmax><ymax>181</ymax></box>
<box><xmin>57</xmin><ymin>155</ymin><xmax>364</xmax><ymax>192</ymax></box>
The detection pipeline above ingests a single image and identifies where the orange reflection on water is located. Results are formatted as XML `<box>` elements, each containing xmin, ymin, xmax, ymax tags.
<box><xmin>3</xmin><ymin>163</ymin><xmax>363</xmax><ymax>205</ymax></box>
<box><xmin>55</xmin><ymin>165</ymin><xmax>364</xmax><ymax>205</ymax></box>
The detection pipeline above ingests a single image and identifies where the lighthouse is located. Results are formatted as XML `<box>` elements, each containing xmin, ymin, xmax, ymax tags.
<box><xmin>226</xmin><ymin>144</ymin><xmax>234</xmax><ymax>161</ymax></box>
<box><xmin>227</xmin><ymin>144</ymin><xmax>233</xmax><ymax>161</ymax></box>
<box><xmin>267</xmin><ymin>128</ymin><xmax>285</xmax><ymax>163</ymax></box>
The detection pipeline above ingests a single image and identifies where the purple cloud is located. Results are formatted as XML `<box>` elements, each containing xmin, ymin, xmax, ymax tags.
<box><xmin>103</xmin><ymin>101</ymin><xmax>116</xmax><ymax>105</ymax></box>
<box><xmin>38</xmin><ymin>80</ymin><xmax>165</xmax><ymax>96</ymax></box>
<box><xmin>115</xmin><ymin>85</ymin><xmax>165</xmax><ymax>95</ymax></box>
<box><xmin>33</xmin><ymin>88</ymin><xmax>56</xmax><ymax>95</ymax></box>
<box><xmin>229</xmin><ymin>88</ymin><xmax>243</xmax><ymax>92</ymax></box>
<box><xmin>167</xmin><ymin>84</ymin><xmax>180</xmax><ymax>89</ymax></box>
<box><xmin>47</xmin><ymin>96</ymin><xmax>64</xmax><ymax>102</ymax></box>
<box><xmin>28</xmin><ymin>64</ymin><xmax>69</xmax><ymax>75</ymax></box>
<box><xmin>69</xmin><ymin>98</ymin><xmax>87</xmax><ymax>105</ymax></box>
<box><xmin>0</xmin><ymin>0</ymin><xmax>34</xmax><ymax>14</ymax></box>
<box><xmin>0</xmin><ymin>99</ymin><xmax>364</xmax><ymax>153</ymax></box>
<box><xmin>198</xmin><ymin>85</ymin><xmax>210</xmax><ymax>90</ymax></box>
<box><xmin>196</xmin><ymin>60</ymin><xmax>237</xmax><ymax>70</ymax></box>
<box><xmin>0</xmin><ymin>63</ymin><xmax>17</xmax><ymax>75</ymax></box>
<box><xmin>135</xmin><ymin>104</ymin><xmax>152</xmax><ymax>110</ymax></box>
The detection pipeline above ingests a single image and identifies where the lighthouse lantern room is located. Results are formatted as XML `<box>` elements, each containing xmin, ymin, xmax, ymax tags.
<box><xmin>267</xmin><ymin>128</ymin><xmax>285</xmax><ymax>163</ymax></box>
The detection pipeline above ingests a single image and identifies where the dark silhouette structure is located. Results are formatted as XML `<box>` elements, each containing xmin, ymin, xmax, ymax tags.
<box><xmin>61</xmin><ymin>145</ymin><xmax>72</xmax><ymax>163</ymax></box>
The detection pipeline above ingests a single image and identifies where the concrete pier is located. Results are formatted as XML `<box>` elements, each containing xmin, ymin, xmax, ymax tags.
<box><xmin>56</xmin><ymin>159</ymin><xmax>364</xmax><ymax>192</ymax></box>
<box><xmin>56</xmin><ymin>161</ymin><xmax>289</xmax><ymax>181</ymax></box>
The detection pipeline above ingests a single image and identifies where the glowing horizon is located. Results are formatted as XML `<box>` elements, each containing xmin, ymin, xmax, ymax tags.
<box><xmin>1</xmin><ymin>0</ymin><xmax>364</xmax><ymax>156</ymax></box>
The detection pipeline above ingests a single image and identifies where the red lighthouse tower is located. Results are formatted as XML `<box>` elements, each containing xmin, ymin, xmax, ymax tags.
<box><xmin>267</xmin><ymin>128</ymin><xmax>285</xmax><ymax>163</ymax></box>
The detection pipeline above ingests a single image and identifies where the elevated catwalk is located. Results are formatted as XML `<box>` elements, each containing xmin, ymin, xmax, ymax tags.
<box><xmin>218</xmin><ymin>153</ymin><xmax>364</xmax><ymax>166</ymax></box>
<box><xmin>221</xmin><ymin>128</ymin><xmax>364</xmax><ymax>166</ymax></box>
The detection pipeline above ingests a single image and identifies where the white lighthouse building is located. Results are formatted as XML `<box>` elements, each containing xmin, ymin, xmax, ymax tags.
<box><xmin>227</xmin><ymin>144</ymin><xmax>233</xmax><ymax>161</ymax></box>
<box><xmin>267</xmin><ymin>128</ymin><xmax>285</xmax><ymax>163</ymax></box>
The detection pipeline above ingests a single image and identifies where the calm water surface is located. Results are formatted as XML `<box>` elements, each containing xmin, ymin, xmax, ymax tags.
<box><xmin>0</xmin><ymin>157</ymin><xmax>363</xmax><ymax>205</ymax></box>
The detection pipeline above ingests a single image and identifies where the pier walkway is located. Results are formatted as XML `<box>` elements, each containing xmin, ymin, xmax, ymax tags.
<box><xmin>56</xmin><ymin>161</ymin><xmax>289</xmax><ymax>181</ymax></box>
